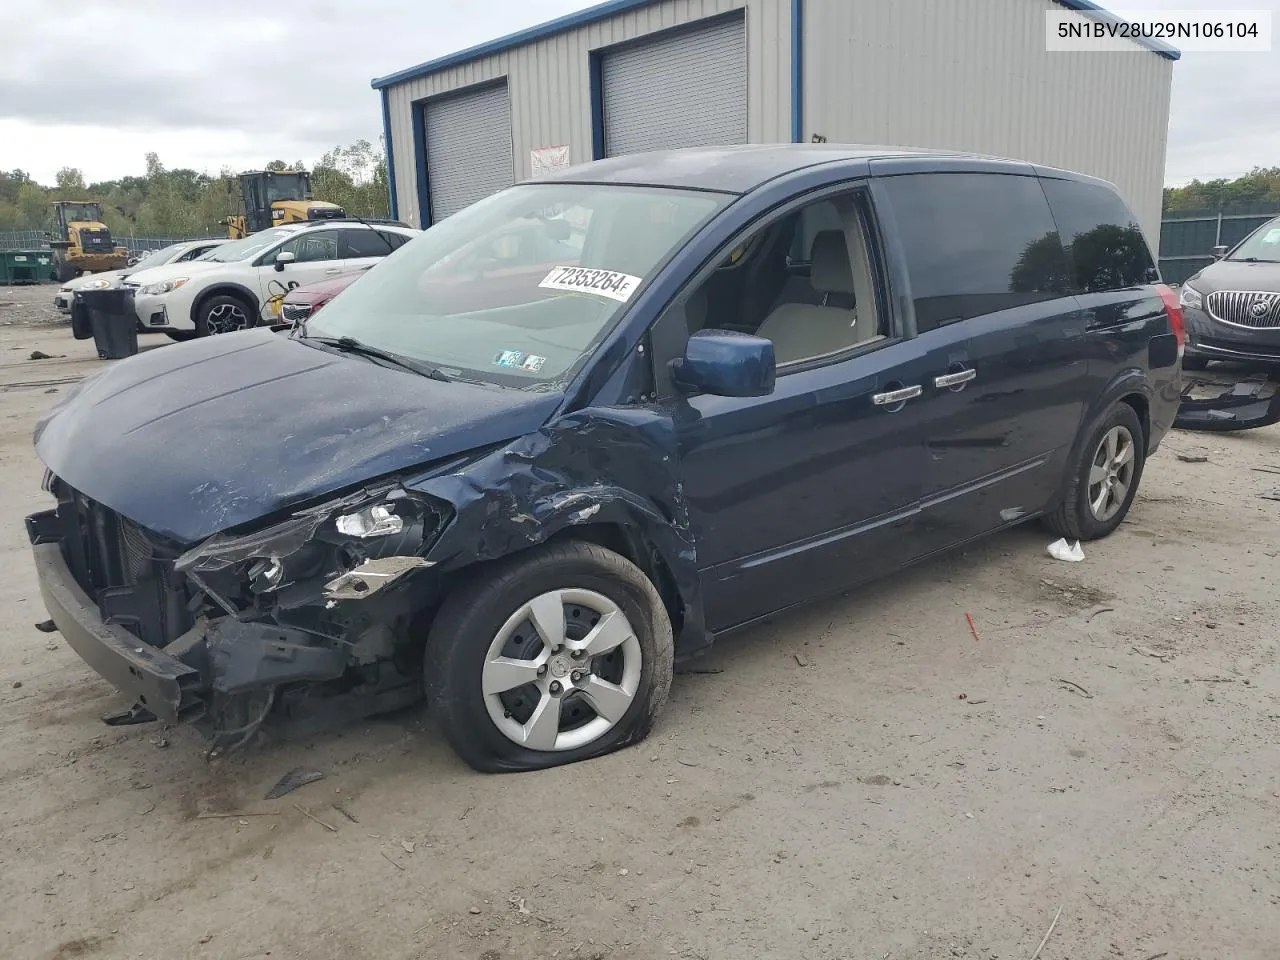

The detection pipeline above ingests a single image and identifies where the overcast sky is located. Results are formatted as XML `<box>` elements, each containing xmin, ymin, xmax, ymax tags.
<box><xmin>0</xmin><ymin>0</ymin><xmax>1275</xmax><ymax>187</ymax></box>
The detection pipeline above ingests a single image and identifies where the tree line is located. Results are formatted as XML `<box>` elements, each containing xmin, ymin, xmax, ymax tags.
<box><xmin>0</xmin><ymin>140</ymin><xmax>390</xmax><ymax>238</ymax></box>
<box><xmin>1163</xmin><ymin>167</ymin><xmax>1280</xmax><ymax>217</ymax></box>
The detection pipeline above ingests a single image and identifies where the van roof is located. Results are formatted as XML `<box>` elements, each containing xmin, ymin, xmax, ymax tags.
<box><xmin>534</xmin><ymin>143</ymin><xmax>1113</xmax><ymax>195</ymax></box>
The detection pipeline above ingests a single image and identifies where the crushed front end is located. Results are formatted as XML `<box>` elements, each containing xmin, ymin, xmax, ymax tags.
<box><xmin>26</xmin><ymin>474</ymin><xmax>448</xmax><ymax>746</ymax></box>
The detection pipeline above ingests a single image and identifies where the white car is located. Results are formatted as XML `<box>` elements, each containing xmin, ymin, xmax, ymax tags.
<box><xmin>123</xmin><ymin>221</ymin><xmax>419</xmax><ymax>338</ymax></box>
<box><xmin>54</xmin><ymin>238</ymin><xmax>229</xmax><ymax>313</ymax></box>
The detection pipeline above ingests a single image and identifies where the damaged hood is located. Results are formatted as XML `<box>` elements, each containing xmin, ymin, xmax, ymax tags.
<box><xmin>35</xmin><ymin>329</ymin><xmax>562</xmax><ymax>543</ymax></box>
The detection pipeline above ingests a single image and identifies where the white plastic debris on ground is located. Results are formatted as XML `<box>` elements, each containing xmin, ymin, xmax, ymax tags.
<box><xmin>1047</xmin><ymin>538</ymin><xmax>1085</xmax><ymax>562</ymax></box>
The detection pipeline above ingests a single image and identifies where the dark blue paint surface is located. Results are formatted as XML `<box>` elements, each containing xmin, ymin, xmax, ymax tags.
<box><xmin>32</xmin><ymin>147</ymin><xmax>1184</xmax><ymax>655</ymax></box>
<box><xmin>671</xmin><ymin>330</ymin><xmax>776</xmax><ymax>398</ymax></box>
<box><xmin>34</xmin><ymin>329</ymin><xmax>560</xmax><ymax>543</ymax></box>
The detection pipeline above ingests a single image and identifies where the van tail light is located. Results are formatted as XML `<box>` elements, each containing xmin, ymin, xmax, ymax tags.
<box><xmin>1157</xmin><ymin>283</ymin><xmax>1185</xmax><ymax>358</ymax></box>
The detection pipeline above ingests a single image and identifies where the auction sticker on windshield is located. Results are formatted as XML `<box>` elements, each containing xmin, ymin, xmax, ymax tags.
<box><xmin>539</xmin><ymin>266</ymin><xmax>642</xmax><ymax>303</ymax></box>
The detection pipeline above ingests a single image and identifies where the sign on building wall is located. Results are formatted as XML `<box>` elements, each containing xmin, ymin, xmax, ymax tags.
<box><xmin>530</xmin><ymin>145</ymin><xmax>571</xmax><ymax>178</ymax></box>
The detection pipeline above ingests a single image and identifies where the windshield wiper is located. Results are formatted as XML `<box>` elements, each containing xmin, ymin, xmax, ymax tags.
<box><xmin>302</xmin><ymin>334</ymin><xmax>453</xmax><ymax>382</ymax></box>
<box><xmin>1230</xmin><ymin>257</ymin><xmax>1280</xmax><ymax>263</ymax></box>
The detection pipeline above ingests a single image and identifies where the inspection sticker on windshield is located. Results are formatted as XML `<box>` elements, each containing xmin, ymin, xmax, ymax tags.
<box><xmin>539</xmin><ymin>266</ymin><xmax>642</xmax><ymax>303</ymax></box>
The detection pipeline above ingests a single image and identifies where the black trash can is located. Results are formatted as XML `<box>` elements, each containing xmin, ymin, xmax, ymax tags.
<box><xmin>70</xmin><ymin>291</ymin><xmax>94</xmax><ymax>340</ymax></box>
<box><xmin>81</xmin><ymin>288</ymin><xmax>139</xmax><ymax>360</ymax></box>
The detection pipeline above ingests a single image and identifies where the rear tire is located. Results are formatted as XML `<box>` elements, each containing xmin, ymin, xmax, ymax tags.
<box><xmin>1182</xmin><ymin>355</ymin><xmax>1209</xmax><ymax>371</ymax></box>
<box><xmin>195</xmin><ymin>294</ymin><xmax>255</xmax><ymax>337</ymax></box>
<box><xmin>1045</xmin><ymin>403</ymin><xmax>1146</xmax><ymax>541</ymax></box>
<box><xmin>425</xmin><ymin>541</ymin><xmax>674</xmax><ymax>773</ymax></box>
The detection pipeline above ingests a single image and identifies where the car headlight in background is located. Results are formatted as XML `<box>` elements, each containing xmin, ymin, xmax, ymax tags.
<box><xmin>1179</xmin><ymin>284</ymin><xmax>1203</xmax><ymax>311</ymax></box>
<box><xmin>140</xmin><ymin>278</ymin><xmax>189</xmax><ymax>295</ymax></box>
<box><xmin>85</xmin><ymin>277</ymin><xmax>112</xmax><ymax>290</ymax></box>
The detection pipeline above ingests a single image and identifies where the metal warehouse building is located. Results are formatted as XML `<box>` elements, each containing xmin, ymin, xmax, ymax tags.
<box><xmin>373</xmin><ymin>0</ymin><xmax>1176</xmax><ymax>244</ymax></box>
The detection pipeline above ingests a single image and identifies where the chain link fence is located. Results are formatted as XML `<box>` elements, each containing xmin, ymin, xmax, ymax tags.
<box><xmin>0</xmin><ymin>230</ymin><xmax>224</xmax><ymax>257</ymax></box>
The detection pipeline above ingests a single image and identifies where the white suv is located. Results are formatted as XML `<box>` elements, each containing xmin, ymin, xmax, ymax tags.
<box><xmin>54</xmin><ymin>237</ymin><xmax>229</xmax><ymax>313</ymax></box>
<box><xmin>124</xmin><ymin>220</ymin><xmax>418</xmax><ymax>338</ymax></box>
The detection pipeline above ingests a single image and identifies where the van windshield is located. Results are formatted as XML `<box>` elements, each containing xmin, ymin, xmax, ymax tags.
<box><xmin>1227</xmin><ymin>216</ymin><xmax>1280</xmax><ymax>262</ymax></box>
<box><xmin>304</xmin><ymin>183</ymin><xmax>728</xmax><ymax>387</ymax></box>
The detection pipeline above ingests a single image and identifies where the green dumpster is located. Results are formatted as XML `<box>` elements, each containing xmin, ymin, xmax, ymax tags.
<box><xmin>33</xmin><ymin>250</ymin><xmax>54</xmax><ymax>281</ymax></box>
<box><xmin>0</xmin><ymin>250</ymin><xmax>48</xmax><ymax>285</ymax></box>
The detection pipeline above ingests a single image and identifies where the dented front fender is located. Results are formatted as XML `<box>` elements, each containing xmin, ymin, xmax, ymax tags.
<box><xmin>411</xmin><ymin>403</ymin><xmax>708</xmax><ymax>655</ymax></box>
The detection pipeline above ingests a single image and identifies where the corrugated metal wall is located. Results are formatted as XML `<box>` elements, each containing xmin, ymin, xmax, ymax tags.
<box><xmin>423</xmin><ymin>82</ymin><xmax>516</xmax><ymax>220</ymax></box>
<box><xmin>383</xmin><ymin>0</ymin><xmax>1171</xmax><ymax>245</ymax></box>
<box><xmin>383</xmin><ymin>0</ymin><xmax>792</xmax><ymax>226</ymax></box>
<box><xmin>803</xmin><ymin>0</ymin><xmax>1172</xmax><ymax>246</ymax></box>
<box><xmin>601</xmin><ymin>14</ymin><xmax>748</xmax><ymax>156</ymax></box>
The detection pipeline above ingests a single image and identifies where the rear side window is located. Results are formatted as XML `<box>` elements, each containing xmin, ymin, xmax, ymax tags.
<box><xmin>1040</xmin><ymin>178</ymin><xmax>1156</xmax><ymax>292</ymax></box>
<box><xmin>340</xmin><ymin>229</ymin><xmax>403</xmax><ymax>259</ymax></box>
<box><xmin>880</xmin><ymin>173</ymin><xmax>1072</xmax><ymax>333</ymax></box>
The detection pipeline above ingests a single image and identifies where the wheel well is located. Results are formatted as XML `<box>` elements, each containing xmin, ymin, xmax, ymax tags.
<box><xmin>193</xmin><ymin>285</ymin><xmax>258</xmax><ymax>324</ymax></box>
<box><xmin>1119</xmin><ymin>393</ymin><xmax>1150</xmax><ymax>443</ymax></box>
<box><xmin>551</xmin><ymin>523</ymin><xmax>685</xmax><ymax>634</ymax></box>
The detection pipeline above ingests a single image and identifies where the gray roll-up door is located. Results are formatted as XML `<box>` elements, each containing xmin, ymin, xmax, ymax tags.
<box><xmin>424</xmin><ymin>82</ymin><xmax>514</xmax><ymax>223</ymax></box>
<box><xmin>601</xmin><ymin>14</ymin><xmax>746</xmax><ymax>158</ymax></box>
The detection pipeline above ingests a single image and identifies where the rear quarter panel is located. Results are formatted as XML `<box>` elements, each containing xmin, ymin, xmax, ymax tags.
<box><xmin>1077</xmin><ymin>287</ymin><xmax>1181</xmax><ymax>452</ymax></box>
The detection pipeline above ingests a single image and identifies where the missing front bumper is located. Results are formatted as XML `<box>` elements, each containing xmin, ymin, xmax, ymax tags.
<box><xmin>30</xmin><ymin>535</ymin><xmax>350</xmax><ymax>726</ymax></box>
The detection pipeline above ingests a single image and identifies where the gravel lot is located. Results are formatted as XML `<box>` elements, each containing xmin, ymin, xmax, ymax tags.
<box><xmin>1</xmin><ymin>282</ymin><xmax>1277</xmax><ymax>960</ymax></box>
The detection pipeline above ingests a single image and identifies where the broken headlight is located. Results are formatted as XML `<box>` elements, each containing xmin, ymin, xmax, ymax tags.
<box><xmin>174</xmin><ymin>485</ymin><xmax>446</xmax><ymax>613</ymax></box>
<box><xmin>336</xmin><ymin>503</ymin><xmax>404</xmax><ymax>538</ymax></box>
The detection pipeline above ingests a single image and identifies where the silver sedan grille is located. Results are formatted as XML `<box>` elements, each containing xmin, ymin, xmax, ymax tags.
<box><xmin>1206</xmin><ymin>290</ymin><xmax>1280</xmax><ymax>329</ymax></box>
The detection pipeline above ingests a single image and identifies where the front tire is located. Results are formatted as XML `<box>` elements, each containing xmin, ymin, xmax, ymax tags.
<box><xmin>196</xmin><ymin>294</ymin><xmax>254</xmax><ymax>336</ymax></box>
<box><xmin>1045</xmin><ymin>403</ymin><xmax>1146</xmax><ymax>541</ymax></box>
<box><xmin>426</xmin><ymin>541</ymin><xmax>674</xmax><ymax>773</ymax></box>
<box><xmin>1182</xmin><ymin>355</ymin><xmax>1209</xmax><ymax>371</ymax></box>
<box><xmin>165</xmin><ymin>330</ymin><xmax>198</xmax><ymax>342</ymax></box>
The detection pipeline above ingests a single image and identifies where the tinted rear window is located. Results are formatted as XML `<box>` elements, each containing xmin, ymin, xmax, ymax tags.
<box><xmin>1040</xmin><ymin>178</ymin><xmax>1156</xmax><ymax>292</ymax></box>
<box><xmin>341</xmin><ymin>229</ymin><xmax>404</xmax><ymax>259</ymax></box>
<box><xmin>880</xmin><ymin>173</ymin><xmax>1072</xmax><ymax>333</ymax></box>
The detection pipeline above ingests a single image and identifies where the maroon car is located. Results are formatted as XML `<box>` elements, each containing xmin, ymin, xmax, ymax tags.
<box><xmin>280</xmin><ymin>267</ymin><xmax>368</xmax><ymax>325</ymax></box>
<box><xmin>280</xmin><ymin>217</ymin><xmax>586</xmax><ymax>325</ymax></box>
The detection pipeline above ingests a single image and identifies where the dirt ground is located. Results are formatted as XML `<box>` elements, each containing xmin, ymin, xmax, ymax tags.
<box><xmin>1</xmin><ymin>281</ymin><xmax>1277</xmax><ymax>960</ymax></box>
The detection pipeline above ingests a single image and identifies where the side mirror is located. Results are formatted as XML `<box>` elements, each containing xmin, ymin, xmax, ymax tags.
<box><xmin>670</xmin><ymin>329</ymin><xmax>776</xmax><ymax>398</ymax></box>
<box><xmin>1212</xmin><ymin>244</ymin><xmax>1229</xmax><ymax>259</ymax></box>
<box><xmin>275</xmin><ymin>251</ymin><xmax>297</xmax><ymax>271</ymax></box>
<box><xmin>127</xmin><ymin>257</ymin><xmax>140</xmax><ymax>266</ymax></box>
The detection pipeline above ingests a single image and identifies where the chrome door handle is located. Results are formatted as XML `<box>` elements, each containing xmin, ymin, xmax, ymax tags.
<box><xmin>934</xmin><ymin>368</ymin><xmax>977</xmax><ymax>389</ymax></box>
<box><xmin>324</xmin><ymin>267</ymin><xmax>342</xmax><ymax>274</ymax></box>
<box><xmin>871</xmin><ymin>385</ymin><xmax>923</xmax><ymax>406</ymax></box>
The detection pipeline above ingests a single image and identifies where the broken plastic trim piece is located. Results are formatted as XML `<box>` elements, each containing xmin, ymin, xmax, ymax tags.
<box><xmin>1174</xmin><ymin>375</ymin><xmax>1280</xmax><ymax>432</ymax></box>
<box><xmin>323</xmin><ymin>556</ymin><xmax>434</xmax><ymax>603</ymax></box>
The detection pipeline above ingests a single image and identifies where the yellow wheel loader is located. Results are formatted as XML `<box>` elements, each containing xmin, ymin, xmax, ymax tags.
<box><xmin>223</xmin><ymin>170</ymin><xmax>346</xmax><ymax>239</ymax></box>
<box><xmin>47</xmin><ymin>201</ymin><xmax>128</xmax><ymax>282</ymax></box>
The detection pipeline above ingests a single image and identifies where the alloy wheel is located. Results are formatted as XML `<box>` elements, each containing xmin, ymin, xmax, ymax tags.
<box><xmin>481</xmin><ymin>588</ymin><xmax>642</xmax><ymax>752</ymax></box>
<box><xmin>1087</xmin><ymin>425</ymin><xmax>1136</xmax><ymax>522</ymax></box>
<box><xmin>205</xmin><ymin>301</ymin><xmax>249</xmax><ymax>335</ymax></box>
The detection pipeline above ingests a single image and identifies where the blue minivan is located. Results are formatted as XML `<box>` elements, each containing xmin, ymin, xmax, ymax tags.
<box><xmin>27</xmin><ymin>146</ymin><xmax>1183</xmax><ymax>771</ymax></box>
